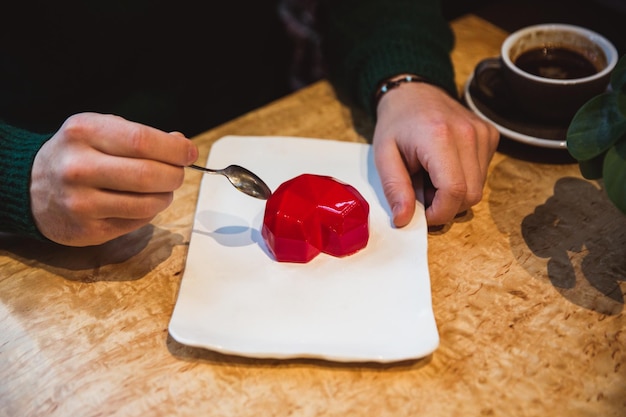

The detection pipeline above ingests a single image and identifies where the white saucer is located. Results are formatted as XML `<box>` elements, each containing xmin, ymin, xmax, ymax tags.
<box><xmin>464</xmin><ymin>73</ymin><xmax>568</xmax><ymax>149</ymax></box>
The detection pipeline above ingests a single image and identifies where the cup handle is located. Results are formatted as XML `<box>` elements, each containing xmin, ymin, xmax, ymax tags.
<box><xmin>473</xmin><ymin>57</ymin><xmax>503</xmax><ymax>99</ymax></box>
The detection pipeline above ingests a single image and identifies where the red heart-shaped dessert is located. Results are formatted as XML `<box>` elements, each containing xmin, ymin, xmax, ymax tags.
<box><xmin>262</xmin><ymin>174</ymin><xmax>370</xmax><ymax>263</ymax></box>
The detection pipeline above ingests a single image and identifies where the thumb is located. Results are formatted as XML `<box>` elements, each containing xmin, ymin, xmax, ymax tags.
<box><xmin>374</xmin><ymin>142</ymin><xmax>416</xmax><ymax>228</ymax></box>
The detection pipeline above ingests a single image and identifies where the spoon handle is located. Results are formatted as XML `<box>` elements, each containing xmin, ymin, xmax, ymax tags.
<box><xmin>187</xmin><ymin>164</ymin><xmax>219</xmax><ymax>174</ymax></box>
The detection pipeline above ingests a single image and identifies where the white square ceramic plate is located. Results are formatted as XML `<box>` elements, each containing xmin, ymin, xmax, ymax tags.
<box><xmin>169</xmin><ymin>136</ymin><xmax>438</xmax><ymax>363</ymax></box>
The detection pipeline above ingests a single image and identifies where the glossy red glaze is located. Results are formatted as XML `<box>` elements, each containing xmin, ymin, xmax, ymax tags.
<box><xmin>262</xmin><ymin>174</ymin><xmax>370</xmax><ymax>263</ymax></box>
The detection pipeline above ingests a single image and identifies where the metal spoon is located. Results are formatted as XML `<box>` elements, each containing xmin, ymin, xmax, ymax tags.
<box><xmin>187</xmin><ymin>164</ymin><xmax>272</xmax><ymax>200</ymax></box>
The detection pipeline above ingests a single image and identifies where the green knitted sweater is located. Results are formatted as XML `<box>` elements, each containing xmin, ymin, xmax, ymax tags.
<box><xmin>0</xmin><ymin>0</ymin><xmax>454</xmax><ymax>241</ymax></box>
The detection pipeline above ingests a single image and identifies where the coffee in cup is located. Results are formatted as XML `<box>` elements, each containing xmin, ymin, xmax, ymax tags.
<box><xmin>473</xmin><ymin>23</ymin><xmax>618</xmax><ymax>123</ymax></box>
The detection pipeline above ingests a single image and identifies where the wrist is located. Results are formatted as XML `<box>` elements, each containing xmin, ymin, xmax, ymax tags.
<box><xmin>373</xmin><ymin>74</ymin><xmax>428</xmax><ymax>107</ymax></box>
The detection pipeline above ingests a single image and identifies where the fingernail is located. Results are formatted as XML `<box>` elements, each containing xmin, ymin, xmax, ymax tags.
<box><xmin>392</xmin><ymin>203</ymin><xmax>401</xmax><ymax>218</ymax></box>
<box><xmin>392</xmin><ymin>203</ymin><xmax>405</xmax><ymax>223</ymax></box>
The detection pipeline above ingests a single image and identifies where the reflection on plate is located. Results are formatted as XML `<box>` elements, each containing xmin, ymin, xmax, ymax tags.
<box><xmin>169</xmin><ymin>135</ymin><xmax>438</xmax><ymax>363</ymax></box>
<box><xmin>464</xmin><ymin>72</ymin><xmax>568</xmax><ymax>149</ymax></box>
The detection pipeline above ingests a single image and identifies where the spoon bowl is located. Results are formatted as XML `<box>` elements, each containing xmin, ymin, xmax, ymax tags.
<box><xmin>188</xmin><ymin>164</ymin><xmax>272</xmax><ymax>200</ymax></box>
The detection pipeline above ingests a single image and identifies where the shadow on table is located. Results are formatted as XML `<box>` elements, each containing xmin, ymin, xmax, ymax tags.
<box><xmin>521</xmin><ymin>177</ymin><xmax>626</xmax><ymax>305</ymax></box>
<box><xmin>0</xmin><ymin>224</ymin><xmax>185</xmax><ymax>282</ymax></box>
<box><xmin>488</xmin><ymin>156</ymin><xmax>626</xmax><ymax>314</ymax></box>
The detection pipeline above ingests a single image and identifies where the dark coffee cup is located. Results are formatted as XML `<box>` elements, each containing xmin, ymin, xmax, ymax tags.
<box><xmin>474</xmin><ymin>24</ymin><xmax>618</xmax><ymax>123</ymax></box>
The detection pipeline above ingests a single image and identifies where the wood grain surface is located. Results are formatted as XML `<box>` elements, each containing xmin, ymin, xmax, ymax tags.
<box><xmin>1</xmin><ymin>15</ymin><xmax>625</xmax><ymax>417</ymax></box>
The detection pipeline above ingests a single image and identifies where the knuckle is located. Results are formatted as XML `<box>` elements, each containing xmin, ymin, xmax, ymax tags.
<box><xmin>63</xmin><ymin>193</ymin><xmax>90</xmax><ymax>216</ymax></box>
<box><xmin>465</xmin><ymin>189</ymin><xmax>484</xmax><ymax>206</ymax></box>
<box><xmin>58</xmin><ymin>157</ymin><xmax>86</xmax><ymax>184</ymax></box>
<box><xmin>448</xmin><ymin>181</ymin><xmax>468</xmax><ymax>200</ymax></box>
<box><xmin>431</xmin><ymin>119</ymin><xmax>479</xmax><ymax>147</ymax></box>
<box><xmin>472</xmin><ymin>117</ymin><xmax>500</xmax><ymax>147</ymax></box>
<box><xmin>125</xmin><ymin>124</ymin><xmax>151</xmax><ymax>156</ymax></box>
<box><xmin>457</xmin><ymin>121</ymin><xmax>480</xmax><ymax>144</ymax></box>
<box><xmin>429</xmin><ymin>120</ymin><xmax>455</xmax><ymax>142</ymax></box>
<box><xmin>475</xmin><ymin>120</ymin><xmax>493</xmax><ymax>139</ymax></box>
<box><xmin>60</xmin><ymin>113</ymin><xmax>92</xmax><ymax>143</ymax></box>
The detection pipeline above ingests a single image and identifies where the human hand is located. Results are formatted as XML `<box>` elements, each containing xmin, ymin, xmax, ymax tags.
<box><xmin>373</xmin><ymin>81</ymin><xmax>499</xmax><ymax>227</ymax></box>
<box><xmin>30</xmin><ymin>113</ymin><xmax>199</xmax><ymax>246</ymax></box>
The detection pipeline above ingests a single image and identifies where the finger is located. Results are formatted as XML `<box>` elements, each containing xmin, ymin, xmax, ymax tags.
<box><xmin>423</xmin><ymin>143</ymin><xmax>466</xmax><ymax>226</ymax></box>
<box><xmin>96</xmin><ymin>123</ymin><xmax>197</xmax><ymax>166</ymax></box>
<box><xmin>484</xmin><ymin>122</ymin><xmax>500</xmax><ymax>171</ymax></box>
<box><xmin>472</xmin><ymin>118</ymin><xmax>498</xmax><ymax>177</ymax></box>
<box><xmin>373</xmin><ymin>137</ymin><xmax>416</xmax><ymax>227</ymax></box>
<box><xmin>67</xmin><ymin>188</ymin><xmax>174</xmax><ymax>220</ymax></box>
<box><xmin>63</xmin><ymin>150</ymin><xmax>186</xmax><ymax>193</ymax></box>
<box><xmin>426</xmin><ymin>182</ymin><xmax>466</xmax><ymax>226</ymax></box>
<box><xmin>470</xmin><ymin>115</ymin><xmax>499</xmax><ymax>173</ymax></box>
<box><xmin>456</xmin><ymin>119</ymin><xmax>500</xmax><ymax>212</ymax></box>
<box><xmin>64</xmin><ymin>113</ymin><xmax>198</xmax><ymax>166</ymax></box>
<box><xmin>455</xmin><ymin>127</ymin><xmax>483</xmax><ymax>212</ymax></box>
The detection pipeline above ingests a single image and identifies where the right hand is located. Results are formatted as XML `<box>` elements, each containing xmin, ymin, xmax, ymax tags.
<box><xmin>373</xmin><ymin>80</ymin><xmax>499</xmax><ymax>227</ymax></box>
<box><xmin>30</xmin><ymin>113</ymin><xmax>198</xmax><ymax>246</ymax></box>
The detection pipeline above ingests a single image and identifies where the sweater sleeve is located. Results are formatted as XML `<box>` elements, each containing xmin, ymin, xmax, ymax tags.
<box><xmin>0</xmin><ymin>120</ymin><xmax>52</xmax><ymax>240</ymax></box>
<box><xmin>319</xmin><ymin>0</ymin><xmax>456</xmax><ymax>119</ymax></box>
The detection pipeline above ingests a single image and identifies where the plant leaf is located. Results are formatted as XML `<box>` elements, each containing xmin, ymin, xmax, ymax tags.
<box><xmin>620</xmin><ymin>87</ymin><xmax>626</xmax><ymax>115</ymax></box>
<box><xmin>603</xmin><ymin>138</ymin><xmax>626</xmax><ymax>214</ymax></box>
<box><xmin>567</xmin><ymin>91</ymin><xmax>626</xmax><ymax>160</ymax></box>
<box><xmin>578</xmin><ymin>151</ymin><xmax>606</xmax><ymax>179</ymax></box>
<box><xmin>610</xmin><ymin>54</ymin><xmax>626</xmax><ymax>93</ymax></box>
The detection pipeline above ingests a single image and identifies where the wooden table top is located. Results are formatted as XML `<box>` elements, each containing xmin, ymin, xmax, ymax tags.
<box><xmin>2</xmin><ymin>14</ymin><xmax>625</xmax><ymax>417</ymax></box>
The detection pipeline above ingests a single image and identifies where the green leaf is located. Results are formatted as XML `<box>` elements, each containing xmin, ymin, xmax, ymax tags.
<box><xmin>578</xmin><ymin>152</ymin><xmax>606</xmax><ymax>179</ymax></box>
<box><xmin>610</xmin><ymin>54</ymin><xmax>626</xmax><ymax>93</ymax></box>
<box><xmin>619</xmin><ymin>87</ymin><xmax>626</xmax><ymax>115</ymax></box>
<box><xmin>567</xmin><ymin>91</ymin><xmax>626</xmax><ymax>160</ymax></box>
<box><xmin>603</xmin><ymin>138</ymin><xmax>626</xmax><ymax>214</ymax></box>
